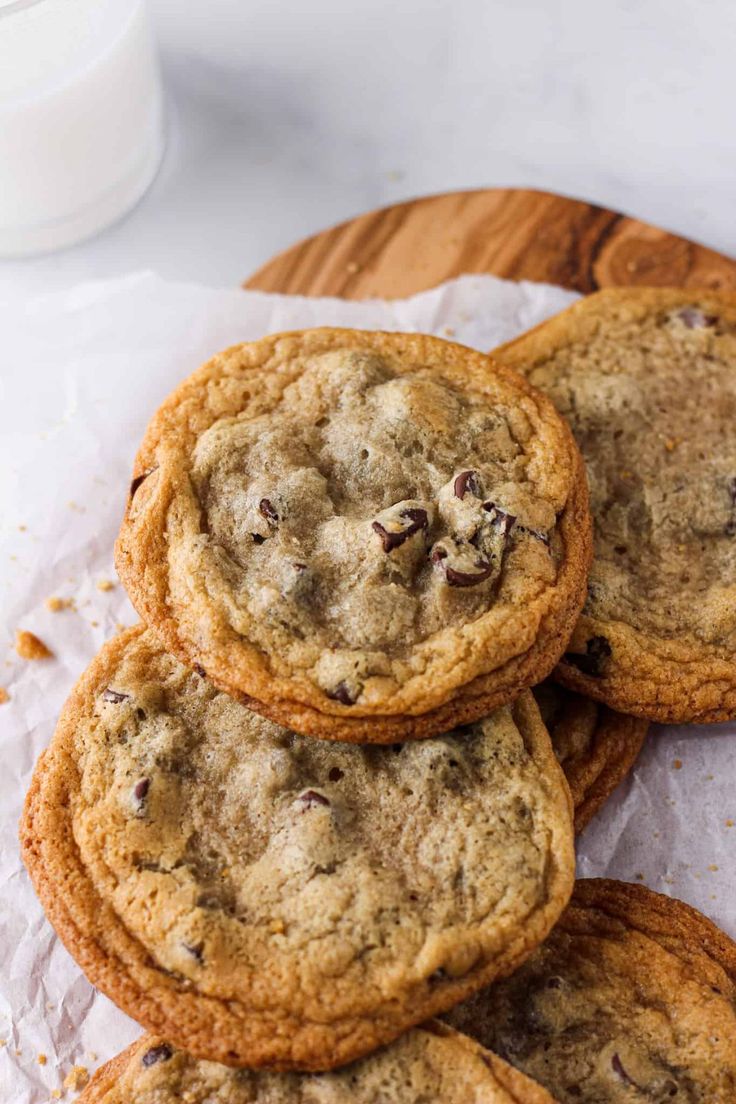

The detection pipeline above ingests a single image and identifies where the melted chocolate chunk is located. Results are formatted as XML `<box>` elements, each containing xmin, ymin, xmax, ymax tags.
<box><xmin>564</xmin><ymin>635</ymin><xmax>612</xmax><ymax>678</ymax></box>
<box><xmin>453</xmin><ymin>470</ymin><xmax>481</xmax><ymax>499</ymax></box>
<box><xmin>251</xmin><ymin>533</ymin><xmax>266</xmax><ymax>545</ymax></box>
<box><xmin>193</xmin><ymin>663</ymin><xmax>206</xmax><ymax>678</ymax></box>
<box><xmin>328</xmin><ymin>766</ymin><xmax>344</xmax><ymax>782</ymax></box>
<box><xmin>519</xmin><ymin>525</ymin><xmax>550</xmax><ymax>546</ymax></box>
<box><xmin>129</xmin><ymin>467</ymin><xmax>157</xmax><ymax>501</ymax></box>
<box><xmin>445</xmin><ymin>560</ymin><xmax>494</xmax><ymax>587</ymax></box>
<box><xmin>132</xmin><ymin>778</ymin><xmax>150</xmax><ymax>811</ymax></box>
<box><xmin>298</xmin><ymin>789</ymin><xmax>331</xmax><ymax>808</ymax></box>
<box><xmin>482</xmin><ymin>502</ymin><xmax>517</xmax><ymax>535</ymax></box>
<box><xmin>678</xmin><ymin>307</ymin><xmax>717</xmax><ymax>330</ymax></box>
<box><xmin>372</xmin><ymin>507</ymin><xmax>429</xmax><ymax>552</ymax></box>
<box><xmin>141</xmin><ymin>1043</ymin><xmax>173</xmax><ymax>1067</ymax></box>
<box><xmin>726</xmin><ymin>477</ymin><xmax>736</xmax><ymax>537</ymax></box>
<box><xmin>183</xmin><ymin>940</ymin><xmax>205</xmax><ymax>963</ymax></box>
<box><xmin>611</xmin><ymin>1053</ymin><xmax>638</xmax><ymax>1087</ymax></box>
<box><xmin>259</xmin><ymin>498</ymin><xmax>279</xmax><ymax>524</ymax></box>
<box><xmin>102</xmin><ymin>688</ymin><xmax>129</xmax><ymax>704</ymax></box>
<box><xmin>328</xmin><ymin>680</ymin><xmax>357</xmax><ymax>705</ymax></box>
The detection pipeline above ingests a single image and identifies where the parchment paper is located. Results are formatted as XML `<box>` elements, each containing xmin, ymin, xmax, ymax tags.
<box><xmin>1</xmin><ymin>273</ymin><xmax>733</xmax><ymax>1102</ymax></box>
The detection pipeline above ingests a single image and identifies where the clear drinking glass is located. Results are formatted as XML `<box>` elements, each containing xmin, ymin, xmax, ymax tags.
<box><xmin>0</xmin><ymin>0</ymin><xmax>164</xmax><ymax>257</ymax></box>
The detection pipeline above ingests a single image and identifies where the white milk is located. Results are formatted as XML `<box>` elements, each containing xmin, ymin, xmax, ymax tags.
<box><xmin>0</xmin><ymin>0</ymin><xmax>164</xmax><ymax>257</ymax></box>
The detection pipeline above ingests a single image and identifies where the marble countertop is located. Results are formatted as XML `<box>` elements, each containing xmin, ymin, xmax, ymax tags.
<box><xmin>1</xmin><ymin>0</ymin><xmax>734</xmax><ymax>299</ymax></box>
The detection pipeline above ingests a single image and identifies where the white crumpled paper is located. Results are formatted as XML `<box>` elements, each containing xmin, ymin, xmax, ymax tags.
<box><xmin>1</xmin><ymin>273</ymin><xmax>734</xmax><ymax>1102</ymax></box>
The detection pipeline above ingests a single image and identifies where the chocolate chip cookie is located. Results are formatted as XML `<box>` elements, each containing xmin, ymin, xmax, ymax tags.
<box><xmin>21</xmin><ymin>626</ymin><xmax>574</xmax><ymax>1071</ymax></box>
<box><xmin>533</xmin><ymin>682</ymin><xmax>647</xmax><ymax>833</ymax></box>
<box><xmin>79</xmin><ymin>1024</ymin><xmax>557</xmax><ymax>1103</ymax></box>
<box><xmin>446</xmin><ymin>878</ymin><xmax>736</xmax><ymax>1102</ymax></box>
<box><xmin>115</xmin><ymin>329</ymin><xmax>591</xmax><ymax>742</ymax></box>
<box><xmin>494</xmin><ymin>290</ymin><xmax>736</xmax><ymax>723</ymax></box>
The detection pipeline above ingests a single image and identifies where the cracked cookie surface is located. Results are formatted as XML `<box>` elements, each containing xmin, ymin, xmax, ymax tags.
<box><xmin>446</xmin><ymin>879</ymin><xmax>736</xmax><ymax>1103</ymax></box>
<box><xmin>534</xmin><ymin>682</ymin><xmax>647</xmax><ymax>833</ymax></box>
<box><xmin>494</xmin><ymin>289</ymin><xmax>736</xmax><ymax>723</ymax></box>
<box><xmin>21</xmin><ymin>626</ymin><xmax>574</xmax><ymax>1071</ymax></box>
<box><xmin>79</xmin><ymin>1023</ymin><xmax>558</xmax><ymax>1103</ymax></box>
<box><xmin>115</xmin><ymin>329</ymin><xmax>590</xmax><ymax>742</ymax></box>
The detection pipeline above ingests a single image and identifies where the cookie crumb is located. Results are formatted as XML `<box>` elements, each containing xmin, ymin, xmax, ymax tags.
<box><xmin>45</xmin><ymin>596</ymin><xmax>75</xmax><ymax>613</ymax></box>
<box><xmin>442</xmin><ymin>326</ymin><xmax>456</xmax><ymax>337</ymax></box>
<box><xmin>0</xmin><ymin>1039</ymin><xmax>6</xmax><ymax>1047</ymax></box>
<box><xmin>63</xmin><ymin>1066</ymin><xmax>89</xmax><ymax>1091</ymax></box>
<box><xmin>345</xmin><ymin>261</ymin><xmax>361</xmax><ymax>275</ymax></box>
<box><xmin>635</xmin><ymin>872</ymin><xmax>645</xmax><ymax>881</ymax></box>
<box><xmin>15</xmin><ymin>630</ymin><xmax>53</xmax><ymax>660</ymax></box>
<box><xmin>726</xmin><ymin>819</ymin><xmax>734</xmax><ymax>827</ymax></box>
<box><xmin>96</xmin><ymin>579</ymin><xmax>115</xmax><ymax>592</ymax></box>
<box><xmin>672</xmin><ymin>759</ymin><xmax>682</xmax><ymax>770</ymax></box>
<box><xmin>708</xmin><ymin>864</ymin><xmax>719</xmax><ymax>872</ymax></box>
<box><xmin>0</xmin><ymin>689</ymin><xmax>9</xmax><ymax>704</ymax></box>
<box><xmin>50</xmin><ymin>1090</ymin><xmax>62</xmax><ymax>1100</ymax></box>
<box><xmin>38</xmin><ymin>1053</ymin><xmax>47</xmax><ymax>1066</ymax></box>
<box><xmin>18</xmin><ymin>525</ymin><xmax>27</xmax><ymax>532</ymax></box>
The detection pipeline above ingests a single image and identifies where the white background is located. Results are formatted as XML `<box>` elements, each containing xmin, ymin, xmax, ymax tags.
<box><xmin>0</xmin><ymin>0</ymin><xmax>735</xmax><ymax>297</ymax></box>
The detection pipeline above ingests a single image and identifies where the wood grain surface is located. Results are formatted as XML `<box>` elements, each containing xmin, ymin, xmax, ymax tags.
<box><xmin>245</xmin><ymin>187</ymin><xmax>736</xmax><ymax>298</ymax></box>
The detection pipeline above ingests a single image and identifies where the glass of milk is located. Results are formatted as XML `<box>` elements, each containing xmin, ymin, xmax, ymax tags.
<box><xmin>0</xmin><ymin>0</ymin><xmax>164</xmax><ymax>257</ymax></box>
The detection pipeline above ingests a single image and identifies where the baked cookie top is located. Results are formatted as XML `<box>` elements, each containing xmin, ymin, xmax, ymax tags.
<box><xmin>495</xmin><ymin>289</ymin><xmax>736</xmax><ymax>723</ymax></box>
<box><xmin>21</xmin><ymin>626</ymin><xmax>574</xmax><ymax>1071</ymax></box>
<box><xmin>79</xmin><ymin>1023</ymin><xmax>557</xmax><ymax>1104</ymax></box>
<box><xmin>446</xmin><ymin>878</ymin><xmax>736</xmax><ymax>1103</ymax></box>
<box><xmin>115</xmin><ymin>329</ymin><xmax>590</xmax><ymax>741</ymax></box>
<box><xmin>533</xmin><ymin>682</ymin><xmax>647</xmax><ymax>833</ymax></box>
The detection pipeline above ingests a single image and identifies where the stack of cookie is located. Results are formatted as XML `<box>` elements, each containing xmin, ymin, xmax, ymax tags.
<box><xmin>20</xmin><ymin>294</ymin><xmax>736</xmax><ymax>1103</ymax></box>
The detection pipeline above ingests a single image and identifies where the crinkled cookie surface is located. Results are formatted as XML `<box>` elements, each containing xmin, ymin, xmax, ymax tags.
<box><xmin>495</xmin><ymin>290</ymin><xmax>736</xmax><ymax>722</ymax></box>
<box><xmin>21</xmin><ymin>626</ymin><xmax>574</xmax><ymax>1070</ymax></box>
<box><xmin>446</xmin><ymin>879</ymin><xmax>736</xmax><ymax>1103</ymax></box>
<box><xmin>80</xmin><ymin>1024</ymin><xmax>558</xmax><ymax>1104</ymax></box>
<box><xmin>115</xmin><ymin>329</ymin><xmax>590</xmax><ymax>738</ymax></box>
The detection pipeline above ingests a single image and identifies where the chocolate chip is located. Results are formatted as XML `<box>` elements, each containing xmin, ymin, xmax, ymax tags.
<box><xmin>193</xmin><ymin>663</ymin><xmax>206</xmax><ymax>678</ymax></box>
<box><xmin>196</xmin><ymin>893</ymin><xmax>222</xmax><ymax>909</ymax></box>
<box><xmin>298</xmin><ymin>789</ymin><xmax>331</xmax><ymax>808</ymax></box>
<box><xmin>129</xmin><ymin>467</ymin><xmax>156</xmax><ymax>501</ymax></box>
<box><xmin>445</xmin><ymin>560</ymin><xmax>494</xmax><ymax>587</ymax></box>
<box><xmin>546</xmin><ymin>975</ymin><xmax>563</xmax><ymax>989</ymax></box>
<box><xmin>328</xmin><ymin>767</ymin><xmax>344</xmax><ymax>782</ymax></box>
<box><xmin>564</xmin><ymin>635</ymin><xmax>612</xmax><ymax>677</ymax></box>
<box><xmin>372</xmin><ymin>507</ymin><xmax>429</xmax><ymax>552</ymax></box>
<box><xmin>183</xmin><ymin>940</ymin><xmax>205</xmax><ymax>963</ymax></box>
<box><xmin>520</xmin><ymin>525</ymin><xmax>550</xmax><ymax>546</ymax></box>
<box><xmin>611</xmin><ymin>1053</ymin><xmax>637</xmax><ymax>1087</ymax></box>
<box><xmin>141</xmin><ymin>1044</ymin><xmax>173</xmax><ymax>1067</ymax></box>
<box><xmin>102</xmin><ymin>688</ymin><xmax>129</xmax><ymax>704</ymax></box>
<box><xmin>482</xmin><ymin>502</ymin><xmax>517</xmax><ymax>535</ymax></box>
<box><xmin>328</xmin><ymin>680</ymin><xmax>357</xmax><ymax>705</ymax></box>
<box><xmin>251</xmin><ymin>533</ymin><xmax>266</xmax><ymax>545</ymax></box>
<box><xmin>453</xmin><ymin>470</ymin><xmax>481</xmax><ymax>499</ymax></box>
<box><xmin>678</xmin><ymin>307</ymin><xmax>717</xmax><ymax>329</ymax></box>
<box><xmin>259</xmin><ymin>498</ymin><xmax>279</xmax><ymax>524</ymax></box>
<box><xmin>726</xmin><ymin>477</ymin><xmax>736</xmax><ymax>537</ymax></box>
<box><xmin>293</xmin><ymin>562</ymin><xmax>308</xmax><ymax>573</ymax></box>
<box><xmin>132</xmin><ymin>778</ymin><xmax>150</xmax><ymax>811</ymax></box>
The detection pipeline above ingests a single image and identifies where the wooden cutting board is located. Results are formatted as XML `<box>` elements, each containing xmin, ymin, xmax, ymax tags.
<box><xmin>244</xmin><ymin>187</ymin><xmax>736</xmax><ymax>298</ymax></box>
